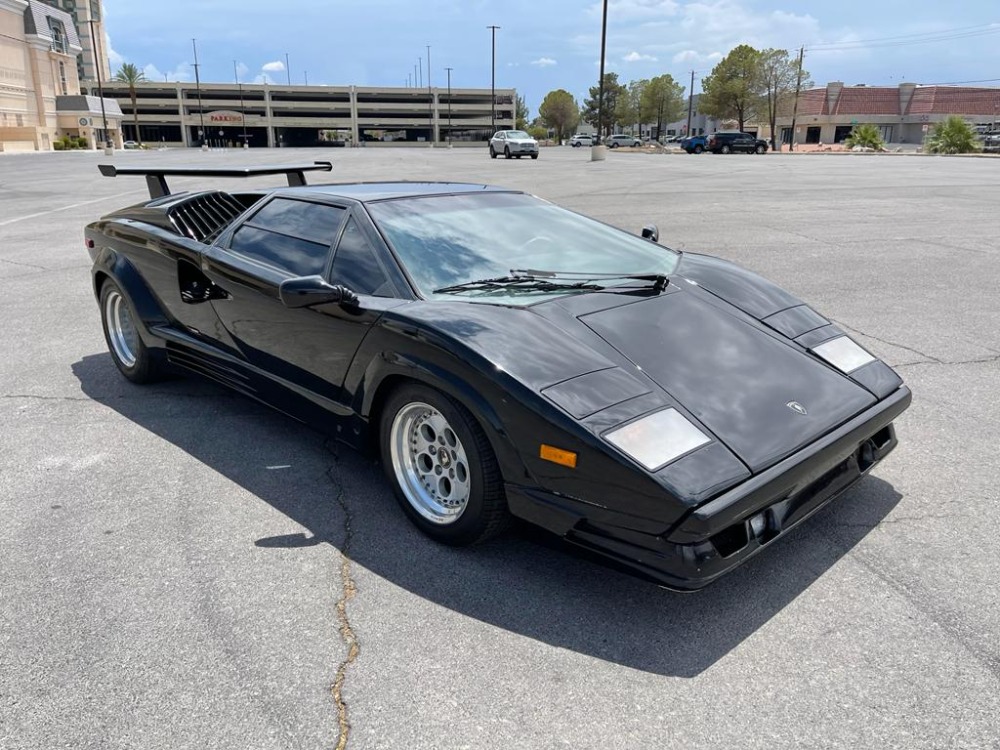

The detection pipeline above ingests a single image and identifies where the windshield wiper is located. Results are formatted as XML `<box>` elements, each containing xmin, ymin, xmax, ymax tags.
<box><xmin>433</xmin><ymin>274</ymin><xmax>604</xmax><ymax>295</ymax></box>
<box><xmin>510</xmin><ymin>268</ymin><xmax>669</xmax><ymax>293</ymax></box>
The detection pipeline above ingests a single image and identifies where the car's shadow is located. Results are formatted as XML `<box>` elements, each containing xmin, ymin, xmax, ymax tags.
<box><xmin>73</xmin><ymin>353</ymin><xmax>903</xmax><ymax>678</ymax></box>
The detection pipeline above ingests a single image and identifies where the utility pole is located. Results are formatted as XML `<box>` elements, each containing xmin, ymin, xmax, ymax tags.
<box><xmin>417</xmin><ymin>57</ymin><xmax>422</xmax><ymax>88</ymax></box>
<box><xmin>445</xmin><ymin>66</ymin><xmax>453</xmax><ymax>145</ymax></box>
<box><xmin>234</xmin><ymin>60</ymin><xmax>247</xmax><ymax>148</ymax></box>
<box><xmin>488</xmin><ymin>25</ymin><xmax>500</xmax><ymax>132</ymax></box>
<box><xmin>427</xmin><ymin>44</ymin><xmax>433</xmax><ymax>145</ymax></box>
<box><xmin>192</xmin><ymin>38</ymin><xmax>205</xmax><ymax>148</ymax></box>
<box><xmin>88</xmin><ymin>20</ymin><xmax>111</xmax><ymax>152</ymax></box>
<box><xmin>285</xmin><ymin>52</ymin><xmax>291</xmax><ymax>86</ymax></box>
<box><xmin>596</xmin><ymin>0</ymin><xmax>608</xmax><ymax>145</ymax></box>
<box><xmin>686</xmin><ymin>69</ymin><xmax>695</xmax><ymax>136</ymax></box>
<box><xmin>304</xmin><ymin>71</ymin><xmax>308</xmax><ymax>86</ymax></box>
<box><xmin>789</xmin><ymin>46</ymin><xmax>804</xmax><ymax>153</ymax></box>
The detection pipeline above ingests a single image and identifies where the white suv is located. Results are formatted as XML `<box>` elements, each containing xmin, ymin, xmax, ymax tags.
<box><xmin>489</xmin><ymin>130</ymin><xmax>539</xmax><ymax>159</ymax></box>
<box><xmin>606</xmin><ymin>134</ymin><xmax>642</xmax><ymax>148</ymax></box>
<box><xmin>569</xmin><ymin>134</ymin><xmax>594</xmax><ymax>147</ymax></box>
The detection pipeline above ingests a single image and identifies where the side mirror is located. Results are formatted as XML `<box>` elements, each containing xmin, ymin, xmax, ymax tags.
<box><xmin>279</xmin><ymin>275</ymin><xmax>358</xmax><ymax>309</ymax></box>
<box><xmin>641</xmin><ymin>224</ymin><xmax>659</xmax><ymax>243</ymax></box>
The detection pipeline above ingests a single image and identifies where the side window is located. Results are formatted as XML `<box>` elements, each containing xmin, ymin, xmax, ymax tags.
<box><xmin>330</xmin><ymin>217</ymin><xmax>392</xmax><ymax>297</ymax></box>
<box><xmin>229</xmin><ymin>199</ymin><xmax>345</xmax><ymax>276</ymax></box>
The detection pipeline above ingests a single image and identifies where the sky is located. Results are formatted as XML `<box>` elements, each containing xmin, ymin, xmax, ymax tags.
<box><xmin>103</xmin><ymin>0</ymin><xmax>1000</xmax><ymax>117</ymax></box>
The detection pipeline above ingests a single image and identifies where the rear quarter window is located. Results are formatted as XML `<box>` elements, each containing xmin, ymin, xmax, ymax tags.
<box><xmin>229</xmin><ymin>198</ymin><xmax>345</xmax><ymax>277</ymax></box>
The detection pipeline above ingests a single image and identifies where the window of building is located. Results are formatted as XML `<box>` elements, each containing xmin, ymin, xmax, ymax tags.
<box><xmin>330</xmin><ymin>218</ymin><xmax>392</xmax><ymax>296</ymax></box>
<box><xmin>47</xmin><ymin>18</ymin><xmax>68</xmax><ymax>54</ymax></box>
<box><xmin>229</xmin><ymin>200</ymin><xmax>345</xmax><ymax>276</ymax></box>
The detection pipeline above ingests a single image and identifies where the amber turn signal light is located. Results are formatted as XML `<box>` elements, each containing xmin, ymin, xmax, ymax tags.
<box><xmin>540</xmin><ymin>444</ymin><xmax>577</xmax><ymax>468</ymax></box>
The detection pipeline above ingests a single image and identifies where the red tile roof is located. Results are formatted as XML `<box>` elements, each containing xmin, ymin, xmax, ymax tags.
<box><xmin>832</xmin><ymin>88</ymin><xmax>900</xmax><ymax>115</ymax></box>
<box><xmin>795</xmin><ymin>89</ymin><xmax>827</xmax><ymax>116</ymax></box>
<box><xmin>905</xmin><ymin>86</ymin><xmax>1000</xmax><ymax>116</ymax></box>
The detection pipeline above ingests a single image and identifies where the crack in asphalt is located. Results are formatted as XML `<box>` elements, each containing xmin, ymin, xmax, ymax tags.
<box><xmin>0</xmin><ymin>257</ymin><xmax>48</xmax><ymax>271</ymax></box>
<box><xmin>323</xmin><ymin>439</ymin><xmax>360</xmax><ymax>750</ymax></box>
<box><xmin>1</xmin><ymin>391</ymin><xmax>241</xmax><ymax>404</ymax></box>
<box><xmin>831</xmin><ymin>319</ymin><xmax>945</xmax><ymax>364</ymax></box>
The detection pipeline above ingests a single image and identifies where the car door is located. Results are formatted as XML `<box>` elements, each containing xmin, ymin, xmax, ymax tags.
<box><xmin>201</xmin><ymin>197</ymin><xmax>401</xmax><ymax>416</ymax></box>
<box><xmin>737</xmin><ymin>134</ymin><xmax>755</xmax><ymax>153</ymax></box>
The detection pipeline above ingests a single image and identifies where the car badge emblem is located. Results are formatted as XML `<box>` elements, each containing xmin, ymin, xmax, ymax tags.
<box><xmin>787</xmin><ymin>401</ymin><xmax>808</xmax><ymax>415</ymax></box>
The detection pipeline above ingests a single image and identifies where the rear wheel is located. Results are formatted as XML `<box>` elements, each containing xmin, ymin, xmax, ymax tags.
<box><xmin>99</xmin><ymin>280</ymin><xmax>163</xmax><ymax>384</ymax></box>
<box><xmin>380</xmin><ymin>384</ymin><xmax>510</xmax><ymax>546</ymax></box>
<box><xmin>530</xmin><ymin>154</ymin><xmax>538</xmax><ymax>160</ymax></box>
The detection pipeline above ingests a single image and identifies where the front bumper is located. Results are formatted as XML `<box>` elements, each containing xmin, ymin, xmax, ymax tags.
<box><xmin>507</xmin><ymin>386</ymin><xmax>911</xmax><ymax>591</ymax></box>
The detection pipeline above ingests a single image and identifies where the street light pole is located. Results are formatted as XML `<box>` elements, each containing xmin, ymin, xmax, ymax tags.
<box><xmin>192</xmin><ymin>38</ymin><xmax>205</xmax><ymax>148</ymax></box>
<box><xmin>285</xmin><ymin>52</ymin><xmax>291</xmax><ymax>86</ymax></box>
<box><xmin>234</xmin><ymin>60</ymin><xmax>247</xmax><ymax>148</ymax></box>
<box><xmin>427</xmin><ymin>44</ymin><xmax>433</xmax><ymax>145</ymax></box>
<box><xmin>487</xmin><ymin>25</ymin><xmax>500</xmax><ymax>133</ymax></box>
<box><xmin>87</xmin><ymin>20</ymin><xmax>111</xmax><ymax>152</ymax></box>
<box><xmin>596</xmin><ymin>0</ymin><xmax>608</xmax><ymax>145</ymax></box>
<box><xmin>445</xmin><ymin>66</ymin><xmax>453</xmax><ymax>146</ymax></box>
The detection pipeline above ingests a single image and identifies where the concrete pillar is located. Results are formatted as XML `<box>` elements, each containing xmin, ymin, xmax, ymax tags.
<box><xmin>177</xmin><ymin>83</ymin><xmax>189</xmax><ymax>147</ymax></box>
<box><xmin>433</xmin><ymin>91</ymin><xmax>440</xmax><ymax>143</ymax></box>
<box><xmin>349</xmin><ymin>85</ymin><xmax>359</xmax><ymax>144</ymax></box>
<box><xmin>265</xmin><ymin>85</ymin><xmax>275</xmax><ymax>147</ymax></box>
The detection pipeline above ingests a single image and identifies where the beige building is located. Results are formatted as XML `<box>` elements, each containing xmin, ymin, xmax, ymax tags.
<box><xmin>86</xmin><ymin>80</ymin><xmax>516</xmax><ymax>148</ymax></box>
<box><xmin>1</xmin><ymin>0</ymin><xmax>121</xmax><ymax>151</ymax></box>
<box><xmin>39</xmin><ymin>0</ymin><xmax>110</xmax><ymax>83</ymax></box>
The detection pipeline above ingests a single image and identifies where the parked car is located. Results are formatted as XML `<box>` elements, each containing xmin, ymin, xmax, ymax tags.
<box><xmin>681</xmin><ymin>135</ymin><xmax>707</xmax><ymax>154</ymax></box>
<box><xmin>981</xmin><ymin>130</ymin><xmax>1000</xmax><ymax>154</ymax></box>
<box><xmin>569</xmin><ymin>134</ymin><xmax>594</xmax><ymax>147</ymax></box>
<box><xmin>489</xmin><ymin>130</ymin><xmax>539</xmax><ymax>159</ymax></box>
<box><xmin>123</xmin><ymin>140</ymin><xmax>139</xmax><ymax>150</ymax></box>
<box><xmin>86</xmin><ymin>161</ymin><xmax>910</xmax><ymax>590</ymax></box>
<box><xmin>707</xmin><ymin>131</ymin><xmax>769</xmax><ymax>154</ymax></box>
<box><xmin>606</xmin><ymin>134</ymin><xmax>643</xmax><ymax>148</ymax></box>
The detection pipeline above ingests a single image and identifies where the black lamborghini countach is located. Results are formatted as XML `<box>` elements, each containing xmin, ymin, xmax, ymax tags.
<box><xmin>85</xmin><ymin>162</ymin><xmax>910</xmax><ymax>590</ymax></box>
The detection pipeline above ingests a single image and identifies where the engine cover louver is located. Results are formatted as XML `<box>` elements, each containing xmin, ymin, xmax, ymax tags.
<box><xmin>166</xmin><ymin>191</ymin><xmax>245</xmax><ymax>244</ymax></box>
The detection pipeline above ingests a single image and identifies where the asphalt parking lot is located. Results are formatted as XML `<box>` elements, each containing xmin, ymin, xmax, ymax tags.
<box><xmin>1</xmin><ymin>146</ymin><xmax>998</xmax><ymax>749</ymax></box>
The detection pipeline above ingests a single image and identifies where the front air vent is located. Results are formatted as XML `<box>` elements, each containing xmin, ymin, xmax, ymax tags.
<box><xmin>167</xmin><ymin>191</ymin><xmax>245</xmax><ymax>244</ymax></box>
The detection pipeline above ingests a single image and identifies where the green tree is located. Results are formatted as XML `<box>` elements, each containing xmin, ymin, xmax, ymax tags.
<box><xmin>640</xmin><ymin>74</ymin><xmax>684</xmax><ymax>140</ymax></box>
<box><xmin>114</xmin><ymin>62</ymin><xmax>147</xmax><ymax>147</ymax></box>
<box><xmin>516</xmin><ymin>94</ymin><xmax>529</xmax><ymax>129</ymax></box>
<box><xmin>616</xmin><ymin>79</ymin><xmax>646</xmax><ymax>133</ymax></box>
<box><xmin>700</xmin><ymin>44</ymin><xmax>762</xmax><ymax>132</ymax></box>
<box><xmin>844</xmin><ymin>123</ymin><xmax>885</xmax><ymax>151</ymax></box>
<box><xmin>582</xmin><ymin>72</ymin><xmax>625</xmax><ymax>139</ymax></box>
<box><xmin>759</xmin><ymin>48</ymin><xmax>809</xmax><ymax>151</ymax></box>
<box><xmin>538</xmin><ymin>89</ymin><xmax>579</xmax><ymax>142</ymax></box>
<box><xmin>926</xmin><ymin>116</ymin><xmax>982</xmax><ymax>154</ymax></box>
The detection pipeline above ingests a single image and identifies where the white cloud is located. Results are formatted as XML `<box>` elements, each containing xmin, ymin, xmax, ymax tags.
<box><xmin>106</xmin><ymin>36</ymin><xmax>124</xmax><ymax>70</ymax></box>
<box><xmin>254</xmin><ymin>73</ymin><xmax>277</xmax><ymax>84</ymax></box>
<box><xmin>235</xmin><ymin>62</ymin><xmax>250</xmax><ymax>81</ymax></box>
<box><xmin>623</xmin><ymin>51</ymin><xmax>658</xmax><ymax>62</ymax></box>
<box><xmin>142</xmin><ymin>62</ymin><xmax>194</xmax><ymax>82</ymax></box>
<box><xmin>672</xmin><ymin>49</ymin><xmax>722</xmax><ymax>65</ymax></box>
<box><xmin>530</xmin><ymin>57</ymin><xmax>557</xmax><ymax>67</ymax></box>
<box><xmin>261</xmin><ymin>60</ymin><xmax>286</xmax><ymax>73</ymax></box>
<box><xmin>588</xmin><ymin>0</ymin><xmax>678</xmax><ymax>20</ymax></box>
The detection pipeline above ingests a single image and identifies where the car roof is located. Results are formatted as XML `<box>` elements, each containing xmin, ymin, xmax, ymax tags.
<box><xmin>277</xmin><ymin>181</ymin><xmax>520</xmax><ymax>203</ymax></box>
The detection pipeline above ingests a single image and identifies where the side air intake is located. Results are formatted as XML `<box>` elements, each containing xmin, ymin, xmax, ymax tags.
<box><xmin>167</xmin><ymin>191</ymin><xmax>245</xmax><ymax>243</ymax></box>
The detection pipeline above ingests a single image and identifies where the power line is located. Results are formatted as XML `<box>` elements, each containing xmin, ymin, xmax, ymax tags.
<box><xmin>808</xmin><ymin>25</ymin><xmax>1000</xmax><ymax>52</ymax></box>
<box><xmin>807</xmin><ymin>22</ymin><xmax>999</xmax><ymax>48</ymax></box>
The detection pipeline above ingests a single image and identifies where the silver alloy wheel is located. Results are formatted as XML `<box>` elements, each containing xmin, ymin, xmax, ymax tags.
<box><xmin>104</xmin><ymin>289</ymin><xmax>139</xmax><ymax>368</ymax></box>
<box><xmin>390</xmin><ymin>401</ymin><xmax>472</xmax><ymax>524</ymax></box>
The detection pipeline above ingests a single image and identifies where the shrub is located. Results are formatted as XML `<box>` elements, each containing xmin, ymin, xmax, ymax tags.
<box><xmin>844</xmin><ymin>123</ymin><xmax>885</xmax><ymax>151</ymax></box>
<box><xmin>53</xmin><ymin>140</ymin><xmax>65</xmax><ymax>151</ymax></box>
<box><xmin>528</xmin><ymin>125</ymin><xmax>549</xmax><ymax>141</ymax></box>
<box><xmin>73</xmin><ymin>136</ymin><xmax>88</xmax><ymax>149</ymax></box>
<box><xmin>926</xmin><ymin>116</ymin><xmax>982</xmax><ymax>154</ymax></box>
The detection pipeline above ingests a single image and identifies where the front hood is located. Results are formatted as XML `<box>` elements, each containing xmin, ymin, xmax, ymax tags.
<box><xmin>578</xmin><ymin>290</ymin><xmax>877</xmax><ymax>472</ymax></box>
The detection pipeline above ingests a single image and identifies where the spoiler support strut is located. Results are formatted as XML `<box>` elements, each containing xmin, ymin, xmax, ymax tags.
<box><xmin>97</xmin><ymin>161</ymin><xmax>333</xmax><ymax>199</ymax></box>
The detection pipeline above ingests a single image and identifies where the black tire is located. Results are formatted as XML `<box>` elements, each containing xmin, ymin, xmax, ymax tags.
<box><xmin>515</xmin><ymin>154</ymin><xmax>522</xmax><ymax>159</ymax></box>
<box><xmin>610</xmin><ymin>142</ymin><xmax>619</xmax><ymax>148</ymax></box>
<box><xmin>755</xmin><ymin>144</ymin><xmax>766</xmax><ymax>154</ymax></box>
<box><xmin>380</xmin><ymin>383</ymin><xmax>510</xmax><ymax>546</ymax></box>
<box><xmin>693</xmin><ymin>145</ymin><xmax>704</xmax><ymax>154</ymax></box>
<box><xmin>530</xmin><ymin>154</ymin><xmax>538</xmax><ymax>160</ymax></box>
<box><xmin>98</xmin><ymin>279</ymin><xmax>163</xmax><ymax>384</ymax></box>
<box><xmin>721</xmin><ymin>144</ymin><xmax>732</xmax><ymax>154</ymax></box>
<box><xmin>504</xmin><ymin>146</ymin><xmax>511</xmax><ymax>159</ymax></box>
<box><xmin>489</xmin><ymin>146</ymin><xmax>497</xmax><ymax>159</ymax></box>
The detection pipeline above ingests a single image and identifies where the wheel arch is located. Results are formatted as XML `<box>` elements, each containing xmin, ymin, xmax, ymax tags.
<box><xmin>91</xmin><ymin>248</ymin><xmax>170</xmax><ymax>344</ymax></box>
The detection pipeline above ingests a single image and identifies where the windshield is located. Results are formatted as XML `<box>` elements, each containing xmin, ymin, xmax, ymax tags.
<box><xmin>506</xmin><ymin>131</ymin><xmax>531</xmax><ymax>139</ymax></box>
<box><xmin>367</xmin><ymin>192</ymin><xmax>680</xmax><ymax>304</ymax></box>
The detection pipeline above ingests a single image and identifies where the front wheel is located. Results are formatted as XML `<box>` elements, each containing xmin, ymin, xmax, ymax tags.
<box><xmin>99</xmin><ymin>279</ymin><xmax>164</xmax><ymax>384</ymax></box>
<box><xmin>693</xmin><ymin>145</ymin><xmax>704</xmax><ymax>154</ymax></box>
<box><xmin>530</xmin><ymin>154</ymin><xmax>538</xmax><ymax>160</ymax></box>
<box><xmin>380</xmin><ymin>384</ymin><xmax>510</xmax><ymax>546</ymax></box>
<box><xmin>755</xmin><ymin>144</ymin><xmax>767</xmax><ymax>154</ymax></box>
<box><xmin>489</xmin><ymin>146</ymin><xmax>497</xmax><ymax>159</ymax></box>
<box><xmin>721</xmin><ymin>144</ymin><xmax>732</xmax><ymax>154</ymax></box>
<box><xmin>504</xmin><ymin>146</ymin><xmax>511</xmax><ymax>159</ymax></box>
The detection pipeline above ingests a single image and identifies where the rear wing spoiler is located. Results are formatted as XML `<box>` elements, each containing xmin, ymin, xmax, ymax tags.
<box><xmin>97</xmin><ymin>161</ymin><xmax>333</xmax><ymax>199</ymax></box>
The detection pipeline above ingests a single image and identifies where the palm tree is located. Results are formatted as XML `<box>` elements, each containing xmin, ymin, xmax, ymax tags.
<box><xmin>926</xmin><ymin>116</ymin><xmax>982</xmax><ymax>154</ymax></box>
<box><xmin>114</xmin><ymin>63</ymin><xmax>147</xmax><ymax>147</ymax></box>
